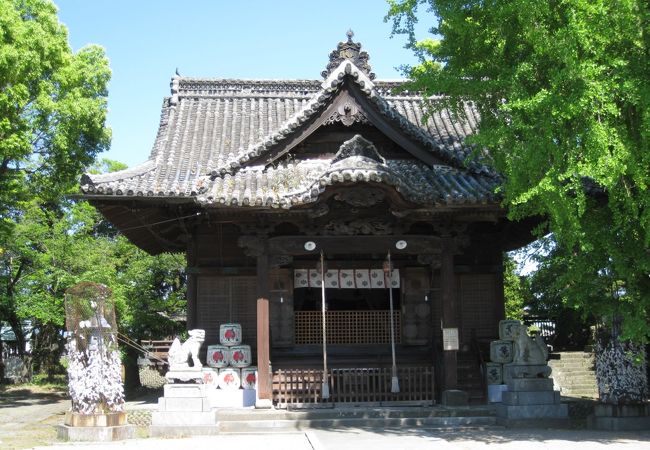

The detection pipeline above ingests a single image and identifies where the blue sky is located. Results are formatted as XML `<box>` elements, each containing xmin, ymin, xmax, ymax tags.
<box><xmin>56</xmin><ymin>1</ymin><xmax>433</xmax><ymax>168</ymax></box>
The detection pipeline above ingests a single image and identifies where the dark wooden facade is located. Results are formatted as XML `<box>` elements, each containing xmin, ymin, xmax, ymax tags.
<box><xmin>81</xmin><ymin>34</ymin><xmax>534</xmax><ymax>404</ymax></box>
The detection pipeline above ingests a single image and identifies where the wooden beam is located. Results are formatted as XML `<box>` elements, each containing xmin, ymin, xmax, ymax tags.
<box><xmin>268</xmin><ymin>235</ymin><xmax>442</xmax><ymax>256</ymax></box>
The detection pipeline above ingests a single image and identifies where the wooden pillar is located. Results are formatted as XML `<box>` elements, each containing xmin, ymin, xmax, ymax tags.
<box><xmin>186</xmin><ymin>237</ymin><xmax>198</xmax><ymax>329</ymax></box>
<box><xmin>256</xmin><ymin>298</ymin><xmax>271</xmax><ymax>406</ymax></box>
<box><xmin>441</xmin><ymin>238</ymin><xmax>458</xmax><ymax>390</ymax></box>
<box><xmin>256</xmin><ymin>253</ymin><xmax>272</xmax><ymax>407</ymax></box>
<box><xmin>257</xmin><ymin>253</ymin><xmax>269</xmax><ymax>298</ymax></box>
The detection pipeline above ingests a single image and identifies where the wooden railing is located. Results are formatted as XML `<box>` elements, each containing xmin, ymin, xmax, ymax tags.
<box><xmin>140</xmin><ymin>339</ymin><xmax>173</xmax><ymax>362</ymax></box>
<box><xmin>294</xmin><ymin>310</ymin><xmax>401</xmax><ymax>345</ymax></box>
<box><xmin>272</xmin><ymin>365</ymin><xmax>434</xmax><ymax>406</ymax></box>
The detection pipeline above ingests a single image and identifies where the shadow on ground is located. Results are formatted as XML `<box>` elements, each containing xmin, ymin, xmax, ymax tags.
<box><xmin>0</xmin><ymin>388</ymin><xmax>67</xmax><ymax>408</ymax></box>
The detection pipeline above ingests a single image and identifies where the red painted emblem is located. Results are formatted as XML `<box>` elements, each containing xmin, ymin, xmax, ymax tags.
<box><xmin>224</xmin><ymin>373</ymin><xmax>235</xmax><ymax>384</ymax></box>
<box><xmin>233</xmin><ymin>351</ymin><xmax>244</xmax><ymax>362</ymax></box>
<box><xmin>224</xmin><ymin>328</ymin><xmax>236</xmax><ymax>340</ymax></box>
<box><xmin>245</xmin><ymin>373</ymin><xmax>256</xmax><ymax>384</ymax></box>
<box><xmin>212</xmin><ymin>351</ymin><xmax>224</xmax><ymax>362</ymax></box>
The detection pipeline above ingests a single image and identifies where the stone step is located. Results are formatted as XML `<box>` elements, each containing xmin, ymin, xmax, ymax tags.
<box><xmin>217</xmin><ymin>415</ymin><xmax>498</xmax><ymax>433</ymax></box>
<box><xmin>552</xmin><ymin>369</ymin><xmax>594</xmax><ymax>374</ymax></box>
<box><xmin>214</xmin><ymin>406</ymin><xmax>496</xmax><ymax>422</ymax></box>
<box><xmin>553</xmin><ymin>353</ymin><xmax>594</xmax><ymax>361</ymax></box>
<box><xmin>552</xmin><ymin>367</ymin><xmax>595</xmax><ymax>374</ymax></box>
<box><xmin>559</xmin><ymin>380</ymin><xmax>597</xmax><ymax>386</ymax></box>
<box><xmin>551</xmin><ymin>362</ymin><xmax>595</xmax><ymax>369</ymax></box>
<box><xmin>559</xmin><ymin>385</ymin><xmax>598</xmax><ymax>392</ymax></box>
<box><xmin>563</xmin><ymin>392</ymin><xmax>599</xmax><ymax>398</ymax></box>
<box><xmin>553</xmin><ymin>374</ymin><xmax>597</xmax><ymax>381</ymax></box>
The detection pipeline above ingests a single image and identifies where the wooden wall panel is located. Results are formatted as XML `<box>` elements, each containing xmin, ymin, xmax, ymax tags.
<box><xmin>196</xmin><ymin>275</ymin><xmax>258</xmax><ymax>349</ymax></box>
<box><xmin>269</xmin><ymin>269</ymin><xmax>294</xmax><ymax>347</ymax></box>
<box><xmin>458</xmin><ymin>273</ymin><xmax>500</xmax><ymax>343</ymax></box>
<box><xmin>402</xmin><ymin>268</ymin><xmax>433</xmax><ymax>345</ymax></box>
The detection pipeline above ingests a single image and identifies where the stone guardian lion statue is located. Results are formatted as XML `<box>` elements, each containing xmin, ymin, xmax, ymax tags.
<box><xmin>512</xmin><ymin>323</ymin><xmax>548</xmax><ymax>365</ymax></box>
<box><xmin>167</xmin><ymin>329</ymin><xmax>205</xmax><ymax>370</ymax></box>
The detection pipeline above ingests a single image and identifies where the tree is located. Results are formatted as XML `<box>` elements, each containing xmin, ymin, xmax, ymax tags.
<box><xmin>0</xmin><ymin>0</ymin><xmax>110</xmax><ymax>239</ymax></box>
<box><xmin>387</xmin><ymin>0</ymin><xmax>649</xmax><ymax>343</ymax></box>
<box><xmin>0</xmin><ymin>0</ymin><xmax>110</xmax><ymax>380</ymax></box>
<box><xmin>503</xmin><ymin>255</ymin><xmax>527</xmax><ymax>321</ymax></box>
<box><xmin>0</xmin><ymin>195</ymin><xmax>186</xmax><ymax>380</ymax></box>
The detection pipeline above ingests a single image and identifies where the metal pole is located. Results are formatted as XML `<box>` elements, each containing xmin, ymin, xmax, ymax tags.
<box><xmin>387</xmin><ymin>250</ymin><xmax>400</xmax><ymax>393</ymax></box>
<box><xmin>320</xmin><ymin>250</ymin><xmax>330</xmax><ymax>399</ymax></box>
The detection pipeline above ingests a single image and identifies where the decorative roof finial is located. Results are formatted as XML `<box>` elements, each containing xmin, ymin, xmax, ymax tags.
<box><xmin>321</xmin><ymin>30</ymin><xmax>375</xmax><ymax>80</ymax></box>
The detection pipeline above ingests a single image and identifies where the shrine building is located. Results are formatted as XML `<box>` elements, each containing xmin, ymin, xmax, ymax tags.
<box><xmin>80</xmin><ymin>33</ymin><xmax>533</xmax><ymax>405</ymax></box>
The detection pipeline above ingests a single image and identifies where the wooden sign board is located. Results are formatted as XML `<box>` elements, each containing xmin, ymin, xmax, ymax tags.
<box><xmin>442</xmin><ymin>328</ymin><xmax>459</xmax><ymax>351</ymax></box>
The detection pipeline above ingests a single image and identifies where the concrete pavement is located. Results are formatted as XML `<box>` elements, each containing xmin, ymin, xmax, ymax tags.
<box><xmin>31</xmin><ymin>426</ymin><xmax>650</xmax><ymax>450</ymax></box>
<box><xmin>3</xmin><ymin>387</ymin><xmax>650</xmax><ymax>449</ymax></box>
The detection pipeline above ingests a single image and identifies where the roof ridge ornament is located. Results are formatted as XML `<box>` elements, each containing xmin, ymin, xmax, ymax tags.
<box><xmin>332</xmin><ymin>134</ymin><xmax>385</xmax><ymax>165</ymax></box>
<box><xmin>321</xmin><ymin>30</ymin><xmax>376</xmax><ymax>80</ymax></box>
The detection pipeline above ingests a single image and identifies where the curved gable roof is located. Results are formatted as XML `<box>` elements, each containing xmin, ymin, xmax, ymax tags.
<box><xmin>81</xmin><ymin>36</ymin><xmax>496</xmax><ymax>209</ymax></box>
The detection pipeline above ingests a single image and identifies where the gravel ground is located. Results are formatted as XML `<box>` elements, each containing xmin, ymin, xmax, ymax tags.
<box><xmin>0</xmin><ymin>387</ymin><xmax>70</xmax><ymax>449</ymax></box>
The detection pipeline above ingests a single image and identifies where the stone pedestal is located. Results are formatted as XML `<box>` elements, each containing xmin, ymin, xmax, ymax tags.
<box><xmin>207</xmin><ymin>388</ymin><xmax>256</xmax><ymax>408</ymax></box>
<box><xmin>441</xmin><ymin>389</ymin><xmax>469</xmax><ymax>406</ymax></box>
<box><xmin>588</xmin><ymin>403</ymin><xmax>650</xmax><ymax>431</ymax></box>
<box><xmin>497</xmin><ymin>366</ymin><xmax>568</xmax><ymax>426</ymax></box>
<box><xmin>488</xmin><ymin>384</ymin><xmax>508</xmax><ymax>403</ymax></box>
<box><xmin>165</xmin><ymin>367</ymin><xmax>203</xmax><ymax>383</ymax></box>
<box><xmin>150</xmin><ymin>383</ymin><xmax>217</xmax><ymax>437</ymax></box>
<box><xmin>57</xmin><ymin>411</ymin><xmax>133</xmax><ymax>442</ymax></box>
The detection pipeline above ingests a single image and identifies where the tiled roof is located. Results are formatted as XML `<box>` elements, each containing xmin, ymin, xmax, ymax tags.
<box><xmin>81</xmin><ymin>39</ymin><xmax>497</xmax><ymax>209</ymax></box>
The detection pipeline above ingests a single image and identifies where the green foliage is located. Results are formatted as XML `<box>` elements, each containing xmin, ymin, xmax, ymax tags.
<box><xmin>1</xmin><ymin>196</ymin><xmax>186</xmax><ymax>376</ymax></box>
<box><xmin>387</xmin><ymin>0</ymin><xmax>650</xmax><ymax>342</ymax></box>
<box><xmin>0</xmin><ymin>0</ymin><xmax>110</xmax><ymax>238</ymax></box>
<box><xmin>87</xmin><ymin>158</ymin><xmax>128</xmax><ymax>175</ymax></box>
<box><xmin>503</xmin><ymin>255</ymin><xmax>527</xmax><ymax>321</ymax></box>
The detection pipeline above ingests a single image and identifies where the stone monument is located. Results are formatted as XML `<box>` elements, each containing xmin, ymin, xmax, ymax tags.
<box><xmin>151</xmin><ymin>329</ymin><xmax>217</xmax><ymax>437</ymax></box>
<box><xmin>496</xmin><ymin>321</ymin><xmax>568</xmax><ymax>425</ymax></box>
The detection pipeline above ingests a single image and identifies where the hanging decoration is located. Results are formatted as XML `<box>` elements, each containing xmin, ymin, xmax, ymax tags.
<box><xmin>294</xmin><ymin>268</ymin><xmax>400</xmax><ymax>289</ymax></box>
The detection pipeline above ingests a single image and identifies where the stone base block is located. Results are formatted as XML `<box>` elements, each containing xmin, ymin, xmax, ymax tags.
<box><xmin>164</xmin><ymin>383</ymin><xmax>207</xmax><ymax>398</ymax></box>
<box><xmin>504</xmin><ymin>364</ymin><xmax>552</xmax><ymax>382</ymax></box>
<box><xmin>507</xmin><ymin>378</ymin><xmax>554</xmax><ymax>392</ymax></box>
<box><xmin>57</xmin><ymin>424</ymin><xmax>133</xmax><ymax>442</ymax></box>
<box><xmin>497</xmin><ymin>403</ymin><xmax>568</xmax><ymax>420</ymax></box>
<box><xmin>150</xmin><ymin>410</ymin><xmax>216</xmax><ymax>426</ymax></box>
<box><xmin>158</xmin><ymin>396</ymin><xmax>211</xmax><ymax>412</ymax></box>
<box><xmin>496</xmin><ymin>417</ymin><xmax>570</xmax><ymax>428</ymax></box>
<box><xmin>149</xmin><ymin>425</ymin><xmax>220</xmax><ymax>438</ymax></box>
<box><xmin>165</xmin><ymin>369</ymin><xmax>203</xmax><ymax>383</ymax></box>
<box><xmin>488</xmin><ymin>384</ymin><xmax>508</xmax><ymax>403</ymax></box>
<box><xmin>64</xmin><ymin>411</ymin><xmax>127</xmax><ymax>427</ymax></box>
<box><xmin>255</xmin><ymin>398</ymin><xmax>273</xmax><ymax>409</ymax></box>
<box><xmin>588</xmin><ymin>415</ymin><xmax>650</xmax><ymax>431</ymax></box>
<box><xmin>588</xmin><ymin>403</ymin><xmax>650</xmax><ymax>431</ymax></box>
<box><xmin>502</xmin><ymin>390</ymin><xmax>560</xmax><ymax>406</ymax></box>
<box><xmin>207</xmin><ymin>388</ymin><xmax>256</xmax><ymax>408</ymax></box>
<box><xmin>441</xmin><ymin>389</ymin><xmax>469</xmax><ymax>407</ymax></box>
<box><xmin>593</xmin><ymin>403</ymin><xmax>650</xmax><ymax>417</ymax></box>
